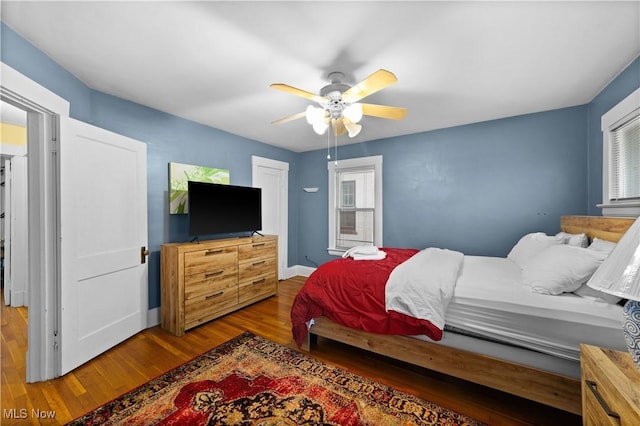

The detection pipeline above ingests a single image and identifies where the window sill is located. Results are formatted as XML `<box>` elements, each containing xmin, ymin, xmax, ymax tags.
<box><xmin>597</xmin><ymin>202</ymin><xmax>640</xmax><ymax>217</ymax></box>
<box><xmin>327</xmin><ymin>248</ymin><xmax>345</xmax><ymax>257</ymax></box>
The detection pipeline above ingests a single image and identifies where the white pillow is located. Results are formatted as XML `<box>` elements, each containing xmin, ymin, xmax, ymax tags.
<box><xmin>522</xmin><ymin>245</ymin><xmax>607</xmax><ymax>295</ymax></box>
<box><xmin>587</xmin><ymin>238</ymin><xmax>617</xmax><ymax>255</ymax></box>
<box><xmin>573</xmin><ymin>283</ymin><xmax>623</xmax><ymax>304</ymax></box>
<box><xmin>507</xmin><ymin>232</ymin><xmax>564</xmax><ymax>268</ymax></box>
<box><xmin>556</xmin><ymin>232</ymin><xmax>589</xmax><ymax>247</ymax></box>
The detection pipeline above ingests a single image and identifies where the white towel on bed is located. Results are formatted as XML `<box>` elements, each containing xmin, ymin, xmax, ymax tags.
<box><xmin>342</xmin><ymin>245</ymin><xmax>386</xmax><ymax>260</ymax></box>
<box><xmin>352</xmin><ymin>251</ymin><xmax>387</xmax><ymax>260</ymax></box>
<box><xmin>385</xmin><ymin>247</ymin><xmax>464</xmax><ymax>329</ymax></box>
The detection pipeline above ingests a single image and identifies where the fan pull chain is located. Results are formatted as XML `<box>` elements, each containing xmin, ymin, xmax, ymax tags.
<box><xmin>334</xmin><ymin>127</ymin><xmax>338</xmax><ymax>165</ymax></box>
<box><xmin>327</xmin><ymin>127</ymin><xmax>331</xmax><ymax>160</ymax></box>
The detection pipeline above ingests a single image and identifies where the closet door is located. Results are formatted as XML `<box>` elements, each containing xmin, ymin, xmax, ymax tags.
<box><xmin>58</xmin><ymin>117</ymin><xmax>148</xmax><ymax>375</ymax></box>
<box><xmin>252</xmin><ymin>156</ymin><xmax>288</xmax><ymax>279</ymax></box>
<box><xmin>3</xmin><ymin>158</ymin><xmax>11</xmax><ymax>304</ymax></box>
<box><xmin>2</xmin><ymin>156</ymin><xmax>28</xmax><ymax>306</ymax></box>
<box><xmin>9</xmin><ymin>156</ymin><xmax>28</xmax><ymax>306</ymax></box>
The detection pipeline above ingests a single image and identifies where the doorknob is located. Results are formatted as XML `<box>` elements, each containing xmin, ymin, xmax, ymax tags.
<box><xmin>141</xmin><ymin>246</ymin><xmax>150</xmax><ymax>264</ymax></box>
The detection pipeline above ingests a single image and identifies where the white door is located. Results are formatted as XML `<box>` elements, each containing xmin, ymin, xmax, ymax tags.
<box><xmin>252</xmin><ymin>156</ymin><xmax>288</xmax><ymax>279</ymax></box>
<box><xmin>3</xmin><ymin>158</ymin><xmax>11</xmax><ymax>304</ymax></box>
<box><xmin>9</xmin><ymin>155</ymin><xmax>28</xmax><ymax>307</ymax></box>
<box><xmin>59</xmin><ymin>117</ymin><xmax>148</xmax><ymax>375</ymax></box>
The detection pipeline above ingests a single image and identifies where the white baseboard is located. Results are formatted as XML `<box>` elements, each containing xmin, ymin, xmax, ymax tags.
<box><xmin>283</xmin><ymin>265</ymin><xmax>316</xmax><ymax>278</ymax></box>
<box><xmin>147</xmin><ymin>306</ymin><xmax>160</xmax><ymax>328</ymax></box>
<box><xmin>9</xmin><ymin>290</ymin><xmax>26</xmax><ymax>307</ymax></box>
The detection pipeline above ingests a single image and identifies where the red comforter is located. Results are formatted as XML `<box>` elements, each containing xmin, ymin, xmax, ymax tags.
<box><xmin>290</xmin><ymin>248</ymin><xmax>444</xmax><ymax>347</ymax></box>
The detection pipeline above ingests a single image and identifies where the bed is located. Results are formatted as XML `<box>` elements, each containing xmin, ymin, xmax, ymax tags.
<box><xmin>291</xmin><ymin>215</ymin><xmax>636</xmax><ymax>415</ymax></box>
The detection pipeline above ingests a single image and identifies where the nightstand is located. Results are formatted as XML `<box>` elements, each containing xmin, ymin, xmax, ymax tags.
<box><xmin>580</xmin><ymin>344</ymin><xmax>640</xmax><ymax>425</ymax></box>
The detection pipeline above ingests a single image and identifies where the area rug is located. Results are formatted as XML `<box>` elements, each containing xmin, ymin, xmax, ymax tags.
<box><xmin>67</xmin><ymin>331</ymin><xmax>483</xmax><ymax>425</ymax></box>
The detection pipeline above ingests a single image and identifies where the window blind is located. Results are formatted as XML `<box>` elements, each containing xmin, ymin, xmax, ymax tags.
<box><xmin>610</xmin><ymin>114</ymin><xmax>640</xmax><ymax>201</ymax></box>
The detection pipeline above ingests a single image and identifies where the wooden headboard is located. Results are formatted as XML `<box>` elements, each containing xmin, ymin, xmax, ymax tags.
<box><xmin>560</xmin><ymin>215</ymin><xmax>635</xmax><ymax>243</ymax></box>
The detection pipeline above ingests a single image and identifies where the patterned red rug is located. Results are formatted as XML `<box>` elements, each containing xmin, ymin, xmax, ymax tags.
<box><xmin>67</xmin><ymin>332</ymin><xmax>483</xmax><ymax>425</ymax></box>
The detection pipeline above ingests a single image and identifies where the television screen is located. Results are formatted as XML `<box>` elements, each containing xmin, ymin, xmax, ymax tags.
<box><xmin>188</xmin><ymin>181</ymin><xmax>262</xmax><ymax>236</ymax></box>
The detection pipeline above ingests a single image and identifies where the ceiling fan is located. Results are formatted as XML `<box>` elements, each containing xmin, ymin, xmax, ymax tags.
<box><xmin>270</xmin><ymin>69</ymin><xmax>407</xmax><ymax>138</ymax></box>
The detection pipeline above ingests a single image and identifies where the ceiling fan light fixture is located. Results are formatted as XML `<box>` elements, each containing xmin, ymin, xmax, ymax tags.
<box><xmin>306</xmin><ymin>105</ymin><xmax>328</xmax><ymax>134</ymax></box>
<box><xmin>305</xmin><ymin>105</ymin><xmax>323</xmax><ymax>125</ymax></box>
<box><xmin>312</xmin><ymin>119</ymin><xmax>329</xmax><ymax>135</ymax></box>
<box><xmin>343</xmin><ymin>118</ymin><xmax>362</xmax><ymax>138</ymax></box>
<box><xmin>343</xmin><ymin>103</ymin><xmax>363</xmax><ymax>123</ymax></box>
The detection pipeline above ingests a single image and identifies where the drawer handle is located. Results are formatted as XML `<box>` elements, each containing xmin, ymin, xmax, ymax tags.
<box><xmin>252</xmin><ymin>243</ymin><xmax>265</xmax><ymax>248</ymax></box>
<box><xmin>252</xmin><ymin>261</ymin><xmax>265</xmax><ymax>267</ymax></box>
<box><xmin>205</xmin><ymin>271</ymin><xmax>224</xmax><ymax>278</ymax></box>
<box><xmin>252</xmin><ymin>278</ymin><xmax>266</xmax><ymax>285</ymax></box>
<box><xmin>586</xmin><ymin>380</ymin><xmax>620</xmax><ymax>419</ymax></box>
<box><xmin>205</xmin><ymin>292</ymin><xmax>224</xmax><ymax>300</ymax></box>
<box><xmin>205</xmin><ymin>249</ymin><xmax>223</xmax><ymax>256</ymax></box>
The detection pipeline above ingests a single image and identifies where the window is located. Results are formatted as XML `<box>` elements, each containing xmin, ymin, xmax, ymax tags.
<box><xmin>339</xmin><ymin>211</ymin><xmax>357</xmax><ymax>234</ymax></box>
<box><xmin>339</xmin><ymin>180</ymin><xmax>357</xmax><ymax>234</ymax></box>
<box><xmin>342</xmin><ymin>180</ymin><xmax>355</xmax><ymax>207</ymax></box>
<box><xmin>328</xmin><ymin>155</ymin><xmax>382</xmax><ymax>255</ymax></box>
<box><xmin>600</xmin><ymin>88</ymin><xmax>640</xmax><ymax>217</ymax></box>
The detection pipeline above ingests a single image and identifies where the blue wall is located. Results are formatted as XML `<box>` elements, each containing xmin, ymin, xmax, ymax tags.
<box><xmin>297</xmin><ymin>106</ymin><xmax>589</xmax><ymax>266</ymax></box>
<box><xmin>2</xmin><ymin>22</ymin><xmax>638</xmax><ymax>310</ymax></box>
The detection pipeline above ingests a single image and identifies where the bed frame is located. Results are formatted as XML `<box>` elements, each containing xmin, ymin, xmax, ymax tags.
<box><xmin>302</xmin><ymin>215</ymin><xmax>635</xmax><ymax>415</ymax></box>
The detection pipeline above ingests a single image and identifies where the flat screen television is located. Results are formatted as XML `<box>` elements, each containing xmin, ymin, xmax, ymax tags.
<box><xmin>188</xmin><ymin>181</ymin><xmax>262</xmax><ymax>237</ymax></box>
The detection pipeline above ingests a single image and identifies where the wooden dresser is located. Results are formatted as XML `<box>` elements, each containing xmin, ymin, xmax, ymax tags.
<box><xmin>161</xmin><ymin>235</ymin><xmax>278</xmax><ymax>336</ymax></box>
<box><xmin>580</xmin><ymin>344</ymin><xmax>640</xmax><ymax>425</ymax></box>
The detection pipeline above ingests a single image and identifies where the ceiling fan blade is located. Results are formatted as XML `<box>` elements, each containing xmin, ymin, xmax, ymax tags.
<box><xmin>270</xmin><ymin>83</ymin><xmax>326</xmax><ymax>103</ymax></box>
<box><xmin>271</xmin><ymin>111</ymin><xmax>307</xmax><ymax>125</ymax></box>
<box><xmin>332</xmin><ymin>118</ymin><xmax>347</xmax><ymax>136</ymax></box>
<box><xmin>361</xmin><ymin>103</ymin><xmax>408</xmax><ymax>120</ymax></box>
<box><xmin>342</xmin><ymin>69</ymin><xmax>398</xmax><ymax>103</ymax></box>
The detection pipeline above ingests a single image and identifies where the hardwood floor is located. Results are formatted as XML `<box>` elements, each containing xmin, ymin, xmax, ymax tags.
<box><xmin>1</xmin><ymin>276</ymin><xmax>581</xmax><ymax>425</ymax></box>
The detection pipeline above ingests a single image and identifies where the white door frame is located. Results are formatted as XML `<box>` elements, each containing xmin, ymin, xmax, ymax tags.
<box><xmin>1</xmin><ymin>62</ymin><xmax>70</xmax><ymax>381</ymax></box>
<box><xmin>252</xmin><ymin>156</ymin><xmax>289</xmax><ymax>278</ymax></box>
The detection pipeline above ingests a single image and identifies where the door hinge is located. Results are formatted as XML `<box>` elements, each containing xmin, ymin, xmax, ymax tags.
<box><xmin>141</xmin><ymin>246</ymin><xmax>150</xmax><ymax>264</ymax></box>
<box><xmin>51</xmin><ymin>115</ymin><xmax>58</xmax><ymax>142</ymax></box>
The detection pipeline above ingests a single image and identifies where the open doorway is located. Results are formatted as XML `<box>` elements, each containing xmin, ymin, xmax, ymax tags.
<box><xmin>2</xmin><ymin>62</ymin><xmax>150</xmax><ymax>382</ymax></box>
<box><xmin>2</xmin><ymin>61</ymin><xmax>70</xmax><ymax>382</ymax></box>
<box><xmin>1</xmin><ymin>99</ymin><xmax>33</xmax><ymax>388</ymax></box>
<box><xmin>1</xmin><ymin>99</ymin><xmax>29</xmax><ymax>308</ymax></box>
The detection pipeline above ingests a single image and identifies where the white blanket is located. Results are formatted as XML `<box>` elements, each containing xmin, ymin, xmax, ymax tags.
<box><xmin>385</xmin><ymin>247</ymin><xmax>464</xmax><ymax>329</ymax></box>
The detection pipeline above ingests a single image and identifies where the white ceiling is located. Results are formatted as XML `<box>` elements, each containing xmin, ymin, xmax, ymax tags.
<box><xmin>1</xmin><ymin>1</ymin><xmax>638</xmax><ymax>152</ymax></box>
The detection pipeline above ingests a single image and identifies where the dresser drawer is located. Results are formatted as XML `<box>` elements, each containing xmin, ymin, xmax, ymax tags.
<box><xmin>239</xmin><ymin>273</ymin><xmax>277</xmax><ymax>303</ymax></box>
<box><xmin>185</xmin><ymin>286</ymin><xmax>238</xmax><ymax>327</ymax></box>
<box><xmin>238</xmin><ymin>256</ymin><xmax>276</xmax><ymax>282</ymax></box>
<box><xmin>581</xmin><ymin>344</ymin><xmax>640</xmax><ymax>426</ymax></box>
<box><xmin>185</xmin><ymin>267</ymin><xmax>237</xmax><ymax>300</ymax></box>
<box><xmin>184</xmin><ymin>247</ymin><xmax>237</xmax><ymax>276</ymax></box>
<box><xmin>582</xmin><ymin>375</ymin><xmax>622</xmax><ymax>425</ymax></box>
<box><xmin>238</xmin><ymin>239</ymin><xmax>276</xmax><ymax>262</ymax></box>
